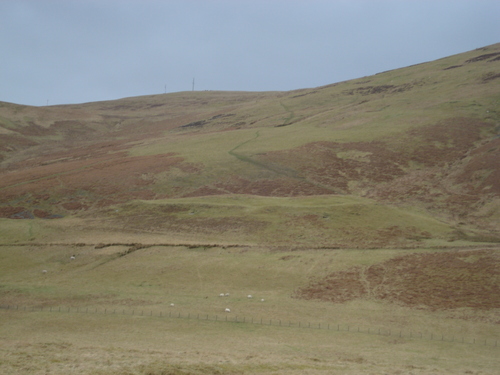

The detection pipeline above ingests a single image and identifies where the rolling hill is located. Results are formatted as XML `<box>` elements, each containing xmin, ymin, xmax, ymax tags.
<box><xmin>0</xmin><ymin>43</ymin><xmax>499</xmax><ymax>248</ymax></box>
<box><xmin>1</xmin><ymin>44</ymin><xmax>500</xmax><ymax>375</ymax></box>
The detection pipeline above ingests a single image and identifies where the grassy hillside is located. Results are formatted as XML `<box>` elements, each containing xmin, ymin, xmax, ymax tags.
<box><xmin>1</xmin><ymin>43</ymin><xmax>499</xmax><ymax>247</ymax></box>
<box><xmin>1</xmin><ymin>244</ymin><xmax>499</xmax><ymax>374</ymax></box>
<box><xmin>1</xmin><ymin>44</ymin><xmax>499</xmax><ymax>374</ymax></box>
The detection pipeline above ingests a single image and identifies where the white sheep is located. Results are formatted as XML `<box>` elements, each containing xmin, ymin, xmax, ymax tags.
<box><xmin>225</xmin><ymin>293</ymin><xmax>230</xmax><ymax>297</ymax></box>
<box><xmin>247</xmin><ymin>294</ymin><xmax>253</xmax><ymax>299</ymax></box>
<box><xmin>219</xmin><ymin>293</ymin><xmax>225</xmax><ymax>297</ymax></box>
<box><xmin>42</xmin><ymin>270</ymin><xmax>47</xmax><ymax>274</ymax></box>
<box><xmin>225</xmin><ymin>308</ymin><xmax>231</xmax><ymax>312</ymax></box>
<box><xmin>70</xmin><ymin>256</ymin><xmax>76</xmax><ymax>260</ymax></box>
<box><xmin>260</xmin><ymin>298</ymin><xmax>265</xmax><ymax>302</ymax></box>
<box><xmin>170</xmin><ymin>303</ymin><xmax>175</xmax><ymax>307</ymax></box>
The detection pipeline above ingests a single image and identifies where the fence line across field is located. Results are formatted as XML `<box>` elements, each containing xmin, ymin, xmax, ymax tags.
<box><xmin>1</xmin><ymin>304</ymin><xmax>497</xmax><ymax>347</ymax></box>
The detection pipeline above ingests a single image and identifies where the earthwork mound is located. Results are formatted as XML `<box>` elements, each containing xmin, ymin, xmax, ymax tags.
<box><xmin>294</xmin><ymin>249</ymin><xmax>500</xmax><ymax>311</ymax></box>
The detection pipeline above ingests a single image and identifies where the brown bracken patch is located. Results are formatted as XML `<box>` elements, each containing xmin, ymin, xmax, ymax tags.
<box><xmin>294</xmin><ymin>249</ymin><xmax>500</xmax><ymax>311</ymax></box>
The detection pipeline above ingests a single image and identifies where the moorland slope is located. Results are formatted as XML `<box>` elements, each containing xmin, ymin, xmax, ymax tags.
<box><xmin>1</xmin><ymin>44</ymin><xmax>500</xmax><ymax>375</ymax></box>
<box><xmin>0</xmin><ymin>43</ymin><xmax>499</xmax><ymax>248</ymax></box>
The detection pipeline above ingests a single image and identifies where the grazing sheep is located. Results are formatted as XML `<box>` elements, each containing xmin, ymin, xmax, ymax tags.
<box><xmin>225</xmin><ymin>293</ymin><xmax>230</xmax><ymax>297</ymax></box>
<box><xmin>219</xmin><ymin>293</ymin><xmax>225</xmax><ymax>297</ymax></box>
<box><xmin>42</xmin><ymin>270</ymin><xmax>47</xmax><ymax>274</ymax></box>
<box><xmin>170</xmin><ymin>303</ymin><xmax>175</xmax><ymax>307</ymax></box>
<box><xmin>247</xmin><ymin>294</ymin><xmax>253</xmax><ymax>299</ymax></box>
<box><xmin>260</xmin><ymin>299</ymin><xmax>265</xmax><ymax>302</ymax></box>
<box><xmin>225</xmin><ymin>308</ymin><xmax>231</xmax><ymax>312</ymax></box>
<box><xmin>70</xmin><ymin>255</ymin><xmax>76</xmax><ymax>260</ymax></box>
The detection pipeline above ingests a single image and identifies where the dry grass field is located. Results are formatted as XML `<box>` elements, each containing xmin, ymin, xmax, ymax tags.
<box><xmin>1</xmin><ymin>244</ymin><xmax>499</xmax><ymax>374</ymax></box>
<box><xmin>1</xmin><ymin>44</ymin><xmax>499</xmax><ymax>374</ymax></box>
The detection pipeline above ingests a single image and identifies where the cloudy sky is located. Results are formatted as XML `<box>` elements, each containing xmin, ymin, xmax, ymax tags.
<box><xmin>1</xmin><ymin>0</ymin><xmax>499</xmax><ymax>106</ymax></box>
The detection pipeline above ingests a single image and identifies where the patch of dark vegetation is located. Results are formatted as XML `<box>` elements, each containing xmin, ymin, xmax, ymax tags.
<box><xmin>13</xmin><ymin>123</ymin><xmax>54</xmax><ymax>136</ymax></box>
<box><xmin>61</xmin><ymin>202</ymin><xmax>89</xmax><ymax>211</ymax></box>
<box><xmin>0</xmin><ymin>206</ymin><xmax>26</xmax><ymax>218</ymax></box>
<box><xmin>344</xmin><ymin>85</ymin><xmax>395</xmax><ymax>96</ymax></box>
<box><xmin>146</xmin><ymin>103</ymin><xmax>165</xmax><ymax>109</ymax></box>
<box><xmin>10</xmin><ymin>210</ymin><xmax>34</xmax><ymax>219</ymax></box>
<box><xmin>481</xmin><ymin>72</ymin><xmax>500</xmax><ymax>83</ymax></box>
<box><xmin>294</xmin><ymin>249</ymin><xmax>500</xmax><ymax>311</ymax></box>
<box><xmin>181</xmin><ymin>120</ymin><xmax>206</xmax><ymax>128</ymax></box>
<box><xmin>181</xmin><ymin>113</ymin><xmax>235</xmax><ymax>128</ymax></box>
<box><xmin>444</xmin><ymin>65</ymin><xmax>462</xmax><ymax>70</ymax></box>
<box><xmin>118</xmin><ymin>243</ymin><xmax>151</xmax><ymax>257</ymax></box>
<box><xmin>343</xmin><ymin>80</ymin><xmax>426</xmax><ymax>96</ymax></box>
<box><xmin>4</xmin><ymin>207</ymin><xmax>63</xmax><ymax>219</ymax></box>
<box><xmin>290</xmin><ymin>90</ymin><xmax>318</xmax><ymax>98</ymax></box>
<box><xmin>465</xmin><ymin>52</ymin><xmax>500</xmax><ymax>63</ymax></box>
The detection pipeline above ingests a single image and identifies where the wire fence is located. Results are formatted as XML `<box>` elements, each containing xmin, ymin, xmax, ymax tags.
<box><xmin>1</xmin><ymin>304</ymin><xmax>498</xmax><ymax>347</ymax></box>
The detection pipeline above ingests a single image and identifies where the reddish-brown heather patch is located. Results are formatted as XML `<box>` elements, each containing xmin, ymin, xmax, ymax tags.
<box><xmin>0</xmin><ymin>206</ymin><xmax>25</xmax><ymax>218</ymax></box>
<box><xmin>33</xmin><ymin>209</ymin><xmax>52</xmax><ymax>218</ymax></box>
<box><xmin>61</xmin><ymin>202</ymin><xmax>89</xmax><ymax>211</ymax></box>
<box><xmin>0</xmin><ymin>148</ymin><xmax>200</xmax><ymax>210</ymax></box>
<box><xmin>295</xmin><ymin>249</ymin><xmax>500</xmax><ymax>311</ymax></box>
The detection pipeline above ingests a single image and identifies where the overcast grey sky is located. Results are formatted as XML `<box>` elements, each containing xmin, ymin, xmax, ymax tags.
<box><xmin>1</xmin><ymin>0</ymin><xmax>499</xmax><ymax>106</ymax></box>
